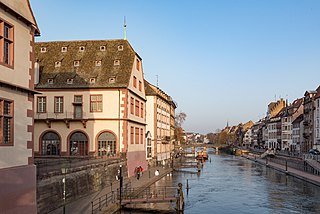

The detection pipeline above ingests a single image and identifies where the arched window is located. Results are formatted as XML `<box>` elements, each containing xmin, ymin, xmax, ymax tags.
<box><xmin>70</xmin><ymin>132</ymin><xmax>88</xmax><ymax>156</ymax></box>
<box><xmin>41</xmin><ymin>132</ymin><xmax>60</xmax><ymax>155</ymax></box>
<box><xmin>97</xmin><ymin>132</ymin><xmax>116</xmax><ymax>157</ymax></box>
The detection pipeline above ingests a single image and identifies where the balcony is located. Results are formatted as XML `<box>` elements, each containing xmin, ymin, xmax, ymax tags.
<box><xmin>35</xmin><ymin>112</ymin><xmax>88</xmax><ymax>128</ymax></box>
<box><xmin>303</xmin><ymin>121</ymin><xmax>309</xmax><ymax>126</ymax></box>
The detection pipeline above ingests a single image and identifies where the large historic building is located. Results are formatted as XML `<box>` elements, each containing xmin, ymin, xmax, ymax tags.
<box><xmin>145</xmin><ymin>80</ymin><xmax>176</xmax><ymax>166</ymax></box>
<box><xmin>34</xmin><ymin>39</ymin><xmax>147</xmax><ymax>177</ymax></box>
<box><xmin>0</xmin><ymin>0</ymin><xmax>39</xmax><ymax>213</ymax></box>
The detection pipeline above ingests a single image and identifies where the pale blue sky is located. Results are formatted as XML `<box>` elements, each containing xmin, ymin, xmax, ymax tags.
<box><xmin>30</xmin><ymin>0</ymin><xmax>320</xmax><ymax>134</ymax></box>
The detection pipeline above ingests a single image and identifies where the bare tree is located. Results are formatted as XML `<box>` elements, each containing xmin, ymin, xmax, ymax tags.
<box><xmin>175</xmin><ymin>112</ymin><xmax>187</xmax><ymax>128</ymax></box>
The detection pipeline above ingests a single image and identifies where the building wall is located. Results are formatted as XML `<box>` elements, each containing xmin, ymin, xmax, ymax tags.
<box><xmin>0</xmin><ymin>2</ymin><xmax>37</xmax><ymax>213</ymax></box>
<box><xmin>314</xmin><ymin>98</ymin><xmax>320</xmax><ymax>149</ymax></box>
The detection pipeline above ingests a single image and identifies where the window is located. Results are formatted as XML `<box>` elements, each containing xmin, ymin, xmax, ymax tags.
<box><xmin>95</xmin><ymin>60</ymin><xmax>101</xmax><ymax>66</ymax></box>
<box><xmin>0</xmin><ymin>20</ymin><xmax>13</xmax><ymax>67</ymax></box>
<box><xmin>90</xmin><ymin>95</ymin><xmax>103</xmax><ymax>112</ymax></box>
<box><xmin>140</xmin><ymin>128</ymin><xmax>144</xmax><ymax>144</ymax></box>
<box><xmin>41</xmin><ymin>132</ymin><xmax>60</xmax><ymax>155</ymax></box>
<box><xmin>130</xmin><ymin>97</ymin><xmax>134</xmax><ymax>114</ymax></box>
<box><xmin>133</xmin><ymin>76</ymin><xmax>137</xmax><ymax>88</ymax></box>
<box><xmin>100</xmin><ymin>46</ymin><xmax>106</xmax><ymax>51</ymax></box>
<box><xmin>135</xmin><ymin>100</ymin><xmax>140</xmax><ymax>117</ymax></box>
<box><xmin>118</xmin><ymin>45</ymin><xmax>123</xmax><ymax>51</ymax></box>
<box><xmin>98</xmin><ymin>132</ymin><xmax>116</xmax><ymax>157</ymax></box>
<box><xmin>74</xmin><ymin>61</ymin><xmax>80</xmax><ymax>67</ymax></box>
<box><xmin>61</xmin><ymin>47</ymin><xmax>68</xmax><ymax>52</ymax></box>
<box><xmin>55</xmin><ymin>61</ymin><xmax>61</xmax><ymax>68</ymax></box>
<box><xmin>109</xmin><ymin>77</ymin><xmax>116</xmax><ymax>83</ymax></box>
<box><xmin>147</xmin><ymin>138</ymin><xmax>152</xmax><ymax>158</ymax></box>
<box><xmin>135</xmin><ymin>127</ymin><xmax>139</xmax><ymax>144</ymax></box>
<box><xmin>37</xmin><ymin>97</ymin><xmax>47</xmax><ymax>113</ymax></box>
<box><xmin>114</xmin><ymin>60</ymin><xmax>120</xmax><ymax>66</ymax></box>
<box><xmin>136</xmin><ymin>59</ymin><xmax>141</xmax><ymax>71</ymax></box>
<box><xmin>67</xmin><ymin>78</ymin><xmax>73</xmax><ymax>84</ymax></box>
<box><xmin>140</xmin><ymin>103</ymin><xmax>144</xmax><ymax>118</ymax></box>
<box><xmin>79</xmin><ymin>46</ymin><xmax>85</xmax><ymax>52</ymax></box>
<box><xmin>54</xmin><ymin>97</ymin><xmax>63</xmax><ymax>113</ymax></box>
<box><xmin>0</xmin><ymin>99</ymin><xmax>13</xmax><ymax>145</ymax></box>
<box><xmin>48</xmin><ymin>79</ymin><xmax>53</xmax><ymax>84</ymax></box>
<box><xmin>40</xmin><ymin>47</ymin><xmax>47</xmax><ymax>53</ymax></box>
<box><xmin>89</xmin><ymin>78</ymin><xmax>96</xmax><ymax>84</ymax></box>
<box><xmin>139</xmin><ymin>81</ymin><xmax>142</xmax><ymax>91</ymax></box>
<box><xmin>131</xmin><ymin>127</ymin><xmax>134</xmax><ymax>144</ymax></box>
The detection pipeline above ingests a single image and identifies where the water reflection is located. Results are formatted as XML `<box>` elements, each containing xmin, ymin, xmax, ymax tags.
<box><xmin>119</xmin><ymin>154</ymin><xmax>320</xmax><ymax>214</ymax></box>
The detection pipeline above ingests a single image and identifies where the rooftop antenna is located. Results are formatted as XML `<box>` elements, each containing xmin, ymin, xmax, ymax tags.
<box><xmin>156</xmin><ymin>75</ymin><xmax>159</xmax><ymax>87</ymax></box>
<box><xmin>124</xmin><ymin>16</ymin><xmax>127</xmax><ymax>40</ymax></box>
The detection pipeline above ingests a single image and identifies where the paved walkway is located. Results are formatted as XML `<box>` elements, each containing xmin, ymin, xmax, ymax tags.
<box><xmin>49</xmin><ymin>166</ymin><xmax>172</xmax><ymax>214</ymax></box>
<box><xmin>243</xmin><ymin>155</ymin><xmax>320</xmax><ymax>187</ymax></box>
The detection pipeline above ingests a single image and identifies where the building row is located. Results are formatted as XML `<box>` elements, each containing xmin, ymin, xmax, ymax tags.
<box><xmin>0</xmin><ymin>1</ymin><xmax>177</xmax><ymax>213</ymax></box>
<box><xmin>223</xmin><ymin>87</ymin><xmax>320</xmax><ymax>154</ymax></box>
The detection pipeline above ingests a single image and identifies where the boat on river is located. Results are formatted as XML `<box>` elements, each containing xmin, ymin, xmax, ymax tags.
<box><xmin>196</xmin><ymin>150</ymin><xmax>208</xmax><ymax>160</ymax></box>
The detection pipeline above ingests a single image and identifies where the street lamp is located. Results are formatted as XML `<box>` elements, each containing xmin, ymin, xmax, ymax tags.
<box><xmin>61</xmin><ymin>167</ymin><xmax>67</xmax><ymax>214</ymax></box>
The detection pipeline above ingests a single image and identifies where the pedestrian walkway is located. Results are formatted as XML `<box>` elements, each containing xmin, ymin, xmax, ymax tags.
<box><xmin>244</xmin><ymin>155</ymin><xmax>320</xmax><ymax>187</ymax></box>
<box><xmin>49</xmin><ymin>166</ymin><xmax>172</xmax><ymax>214</ymax></box>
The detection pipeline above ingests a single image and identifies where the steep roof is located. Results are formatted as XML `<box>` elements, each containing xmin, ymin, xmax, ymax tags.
<box><xmin>144</xmin><ymin>80</ymin><xmax>158</xmax><ymax>96</ymax></box>
<box><xmin>292</xmin><ymin>114</ymin><xmax>303</xmax><ymax>124</ymax></box>
<box><xmin>35</xmin><ymin>40</ymin><xmax>137</xmax><ymax>89</ymax></box>
<box><xmin>0</xmin><ymin>0</ymin><xmax>40</xmax><ymax>34</ymax></box>
<box><xmin>315</xmin><ymin>85</ymin><xmax>320</xmax><ymax>99</ymax></box>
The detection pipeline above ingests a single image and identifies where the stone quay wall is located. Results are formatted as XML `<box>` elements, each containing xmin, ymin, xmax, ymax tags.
<box><xmin>36</xmin><ymin>157</ymin><xmax>126</xmax><ymax>214</ymax></box>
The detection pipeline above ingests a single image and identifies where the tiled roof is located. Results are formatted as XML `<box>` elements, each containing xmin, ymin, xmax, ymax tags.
<box><xmin>0</xmin><ymin>0</ymin><xmax>40</xmax><ymax>34</ymax></box>
<box><xmin>35</xmin><ymin>39</ymin><xmax>136</xmax><ymax>89</ymax></box>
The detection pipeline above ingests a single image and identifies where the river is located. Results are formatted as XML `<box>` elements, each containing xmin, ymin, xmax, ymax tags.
<box><xmin>119</xmin><ymin>153</ymin><xmax>320</xmax><ymax>213</ymax></box>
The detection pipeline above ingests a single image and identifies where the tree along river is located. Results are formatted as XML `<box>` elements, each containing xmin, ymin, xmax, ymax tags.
<box><xmin>119</xmin><ymin>153</ymin><xmax>320</xmax><ymax>214</ymax></box>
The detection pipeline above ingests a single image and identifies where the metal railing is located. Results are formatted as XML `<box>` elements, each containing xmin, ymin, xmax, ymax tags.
<box><xmin>35</xmin><ymin>112</ymin><xmax>87</xmax><ymax>120</ymax></box>
<box><xmin>91</xmin><ymin>191</ymin><xmax>116</xmax><ymax>214</ymax></box>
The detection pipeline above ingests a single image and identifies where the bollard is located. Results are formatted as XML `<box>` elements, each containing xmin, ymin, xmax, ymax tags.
<box><xmin>176</xmin><ymin>183</ymin><xmax>184</xmax><ymax>212</ymax></box>
<box><xmin>285</xmin><ymin>161</ymin><xmax>288</xmax><ymax>173</ymax></box>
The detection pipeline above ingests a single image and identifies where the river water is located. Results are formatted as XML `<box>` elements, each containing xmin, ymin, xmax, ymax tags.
<box><xmin>120</xmin><ymin>153</ymin><xmax>320</xmax><ymax>214</ymax></box>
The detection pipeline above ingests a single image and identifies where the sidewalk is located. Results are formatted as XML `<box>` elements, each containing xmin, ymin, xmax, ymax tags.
<box><xmin>49</xmin><ymin>166</ymin><xmax>172</xmax><ymax>214</ymax></box>
<box><xmin>243</xmin><ymin>155</ymin><xmax>320</xmax><ymax>187</ymax></box>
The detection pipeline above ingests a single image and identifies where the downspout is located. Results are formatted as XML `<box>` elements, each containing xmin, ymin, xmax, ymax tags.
<box><xmin>118</xmin><ymin>89</ymin><xmax>121</xmax><ymax>156</ymax></box>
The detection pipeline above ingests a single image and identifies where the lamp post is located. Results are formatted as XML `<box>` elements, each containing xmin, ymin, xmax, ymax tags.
<box><xmin>119</xmin><ymin>164</ymin><xmax>123</xmax><ymax>208</ymax></box>
<box><xmin>61</xmin><ymin>167</ymin><xmax>67</xmax><ymax>214</ymax></box>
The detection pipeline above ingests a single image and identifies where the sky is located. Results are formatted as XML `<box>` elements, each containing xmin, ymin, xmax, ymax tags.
<box><xmin>30</xmin><ymin>0</ymin><xmax>320</xmax><ymax>134</ymax></box>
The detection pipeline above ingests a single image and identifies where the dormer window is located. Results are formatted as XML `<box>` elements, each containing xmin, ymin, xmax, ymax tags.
<box><xmin>136</xmin><ymin>59</ymin><xmax>141</xmax><ymax>71</ymax></box>
<box><xmin>61</xmin><ymin>47</ymin><xmax>68</xmax><ymax>52</ymax></box>
<box><xmin>114</xmin><ymin>60</ymin><xmax>120</xmax><ymax>66</ymax></box>
<box><xmin>89</xmin><ymin>78</ymin><xmax>96</xmax><ymax>83</ymax></box>
<box><xmin>40</xmin><ymin>47</ymin><xmax>47</xmax><ymax>53</ymax></box>
<box><xmin>55</xmin><ymin>61</ymin><xmax>61</xmax><ymax>68</ymax></box>
<box><xmin>95</xmin><ymin>60</ymin><xmax>101</xmax><ymax>66</ymax></box>
<box><xmin>67</xmin><ymin>79</ymin><xmax>73</xmax><ymax>84</ymax></box>
<box><xmin>79</xmin><ymin>46</ymin><xmax>85</xmax><ymax>52</ymax></box>
<box><xmin>118</xmin><ymin>45</ymin><xmax>123</xmax><ymax>51</ymax></box>
<box><xmin>74</xmin><ymin>60</ymin><xmax>80</xmax><ymax>67</ymax></box>
<box><xmin>100</xmin><ymin>46</ymin><xmax>106</xmax><ymax>51</ymax></box>
<box><xmin>48</xmin><ymin>79</ymin><xmax>54</xmax><ymax>84</ymax></box>
<box><xmin>109</xmin><ymin>77</ymin><xmax>116</xmax><ymax>83</ymax></box>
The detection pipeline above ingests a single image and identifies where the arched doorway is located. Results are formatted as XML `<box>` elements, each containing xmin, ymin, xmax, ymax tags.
<box><xmin>97</xmin><ymin>132</ymin><xmax>116</xmax><ymax>157</ymax></box>
<box><xmin>69</xmin><ymin>131</ymin><xmax>88</xmax><ymax>156</ymax></box>
<box><xmin>41</xmin><ymin>132</ymin><xmax>60</xmax><ymax>155</ymax></box>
